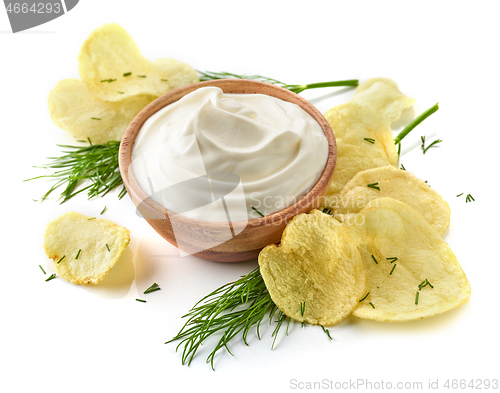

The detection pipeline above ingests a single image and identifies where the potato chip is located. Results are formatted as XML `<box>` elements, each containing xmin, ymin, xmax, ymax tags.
<box><xmin>351</xmin><ymin>78</ymin><xmax>415</xmax><ymax>124</ymax></box>
<box><xmin>325</xmin><ymin>102</ymin><xmax>398</xmax><ymax>196</ymax></box>
<box><xmin>343</xmin><ymin>198</ymin><xmax>470</xmax><ymax>321</ymax></box>
<box><xmin>78</xmin><ymin>23</ymin><xmax>199</xmax><ymax>102</ymax></box>
<box><xmin>48</xmin><ymin>79</ymin><xmax>155</xmax><ymax>144</ymax></box>
<box><xmin>152</xmin><ymin>58</ymin><xmax>200</xmax><ymax>91</ymax></box>
<box><xmin>328</xmin><ymin>166</ymin><xmax>451</xmax><ymax>236</ymax></box>
<box><xmin>259</xmin><ymin>210</ymin><xmax>365</xmax><ymax>326</ymax></box>
<box><xmin>43</xmin><ymin>211</ymin><xmax>130</xmax><ymax>284</ymax></box>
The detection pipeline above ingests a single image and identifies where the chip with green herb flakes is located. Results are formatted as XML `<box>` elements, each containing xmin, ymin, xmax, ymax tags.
<box><xmin>328</xmin><ymin>166</ymin><xmax>451</xmax><ymax>236</ymax></box>
<box><xmin>48</xmin><ymin>79</ymin><xmax>155</xmax><ymax>144</ymax></box>
<box><xmin>324</xmin><ymin>102</ymin><xmax>398</xmax><ymax>196</ymax></box>
<box><xmin>342</xmin><ymin>198</ymin><xmax>470</xmax><ymax>322</ymax></box>
<box><xmin>43</xmin><ymin>211</ymin><xmax>130</xmax><ymax>284</ymax></box>
<box><xmin>259</xmin><ymin>209</ymin><xmax>366</xmax><ymax>326</ymax></box>
<box><xmin>78</xmin><ymin>23</ymin><xmax>198</xmax><ymax>102</ymax></box>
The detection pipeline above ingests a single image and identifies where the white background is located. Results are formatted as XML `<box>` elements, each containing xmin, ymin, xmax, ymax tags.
<box><xmin>1</xmin><ymin>1</ymin><xmax>499</xmax><ymax>392</ymax></box>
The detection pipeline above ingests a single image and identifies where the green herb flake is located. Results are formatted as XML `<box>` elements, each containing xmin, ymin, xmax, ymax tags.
<box><xmin>371</xmin><ymin>255</ymin><xmax>379</xmax><ymax>264</ymax></box>
<box><xmin>39</xmin><ymin>265</ymin><xmax>46</xmax><ymax>275</ymax></box>
<box><xmin>457</xmin><ymin>193</ymin><xmax>464</xmax><ymax>197</ymax></box>
<box><xmin>88</xmin><ymin>217</ymin><xmax>96</xmax><ymax>220</ymax></box>
<box><xmin>369</xmin><ymin>302</ymin><xmax>375</xmax><ymax>309</ymax></box>
<box><xmin>251</xmin><ymin>206</ymin><xmax>265</xmax><ymax>217</ymax></box>
<box><xmin>161</xmin><ymin>78</ymin><xmax>168</xmax><ymax>81</ymax></box>
<box><xmin>390</xmin><ymin>264</ymin><xmax>396</xmax><ymax>275</ymax></box>
<box><xmin>100</xmin><ymin>206</ymin><xmax>107</xmax><ymax>215</ymax></box>
<box><xmin>415</xmin><ymin>291</ymin><xmax>420</xmax><ymax>305</ymax></box>
<box><xmin>321</xmin><ymin>325</ymin><xmax>333</xmax><ymax>341</ymax></box>
<box><xmin>137</xmin><ymin>75</ymin><xmax>146</xmax><ymax>78</ymax></box>
<box><xmin>367</xmin><ymin>182</ymin><xmax>380</xmax><ymax>191</ymax></box>
<box><xmin>418</xmin><ymin>279</ymin><xmax>434</xmax><ymax>290</ymax></box>
<box><xmin>75</xmin><ymin>249</ymin><xmax>82</xmax><ymax>260</ymax></box>
<box><xmin>117</xmin><ymin>91</ymin><xmax>125</xmax><ymax>94</ymax></box>
<box><xmin>136</xmin><ymin>299</ymin><xmax>147</xmax><ymax>303</ymax></box>
<box><xmin>45</xmin><ymin>273</ymin><xmax>56</xmax><ymax>282</ymax></box>
<box><xmin>359</xmin><ymin>292</ymin><xmax>370</xmax><ymax>302</ymax></box>
<box><xmin>386</xmin><ymin>257</ymin><xmax>398</xmax><ymax>263</ymax></box>
<box><xmin>91</xmin><ymin>117</ymin><xmax>101</xmax><ymax>120</ymax></box>
<box><xmin>364</xmin><ymin>137</ymin><xmax>375</xmax><ymax>144</ymax></box>
<box><xmin>106</xmin><ymin>244</ymin><xmax>110</xmax><ymax>252</ymax></box>
<box><xmin>400</xmin><ymin>164</ymin><xmax>406</xmax><ymax>171</ymax></box>
<box><xmin>322</xmin><ymin>207</ymin><xmax>333</xmax><ymax>215</ymax></box>
<box><xmin>466</xmin><ymin>194</ymin><xmax>475</xmax><ymax>203</ymax></box>
<box><xmin>123</xmin><ymin>72</ymin><xmax>132</xmax><ymax>77</ymax></box>
<box><xmin>100</xmin><ymin>79</ymin><xmax>116</xmax><ymax>83</ymax></box>
<box><xmin>144</xmin><ymin>283</ymin><xmax>161</xmax><ymax>294</ymax></box>
<box><xmin>57</xmin><ymin>255</ymin><xmax>65</xmax><ymax>264</ymax></box>
<box><xmin>300</xmin><ymin>302</ymin><xmax>306</xmax><ymax>317</ymax></box>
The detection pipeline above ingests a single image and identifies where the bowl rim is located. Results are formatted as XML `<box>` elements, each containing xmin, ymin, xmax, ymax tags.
<box><xmin>119</xmin><ymin>79</ymin><xmax>336</xmax><ymax>228</ymax></box>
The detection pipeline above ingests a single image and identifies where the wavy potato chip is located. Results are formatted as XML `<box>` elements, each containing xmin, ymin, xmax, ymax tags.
<box><xmin>325</xmin><ymin>103</ymin><xmax>398</xmax><ymax>196</ymax></box>
<box><xmin>343</xmin><ymin>198</ymin><xmax>470</xmax><ymax>321</ymax></box>
<box><xmin>351</xmin><ymin>77</ymin><xmax>415</xmax><ymax>124</ymax></box>
<box><xmin>78</xmin><ymin>23</ymin><xmax>199</xmax><ymax>102</ymax></box>
<box><xmin>43</xmin><ymin>211</ymin><xmax>130</xmax><ymax>284</ymax></box>
<box><xmin>259</xmin><ymin>210</ymin><xmax>365</xmax><ymax>326</ymax></box>
<box><xmin>152</xmin><ymin>58</ymin><xmax>200</xmax><ymax>91</ymax></box>
<box><xmin>327</xmin><ymin>166</ymin><xmax>451</xmax><ymax>236</ymax></box>
<box><xmin>47</xmin><ymin>79</ymin><xmax>155</xmax><ymax>144</ymax></box>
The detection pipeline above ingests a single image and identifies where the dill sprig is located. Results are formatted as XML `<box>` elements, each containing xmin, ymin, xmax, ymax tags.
<box><xmin>198</xmin><ymin>70</ymin><xmax>358</xmax><ymax>94</ymax></box>
<box><xmin>371</xmin><ymin>255</ymin><xmax>379</xmax><ymax>264</ymax></box>
<box><xmin>466</xmin><ymin>194</ymin><xmax>475</xmax><ymax>203</ymax></box>
<box><xmin>25</xmin><ymin>140</ymin><xmax>126</xmax><ymax>204</ymax></box>
<box><xmin>394</xmin><ymin>103</ymin><xmax>439</xmax><ymax>145</ymax></box>
<box><xmin>421</xmin><ymin>135</ymin><xmax>443</xmax><ymax>154</ymax></box>
<box><xmin>364</xmin><ymin>137</ymin><xmax>375</xmax><ymax>144</ymax></box>
<box><xmin>39</xmin><ymin>265</ymin><xmax>46</xmax><ymax>275</ymax></box>
<box><xmin>167</xmin><ymin>267</ymin><xmax>290</xmax><ymax>370</ymax></box>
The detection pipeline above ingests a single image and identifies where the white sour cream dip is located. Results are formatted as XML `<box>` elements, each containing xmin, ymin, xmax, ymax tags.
<box><xmin>131</xmin><ymin>86</ymin><xmax>328</xmax><ymax>221</ymax></box>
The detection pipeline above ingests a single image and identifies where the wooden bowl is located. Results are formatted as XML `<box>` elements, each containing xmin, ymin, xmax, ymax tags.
<box><xmin>119</xmin><ymin>79</ymin><xmax>336</xmax><ymax>262</ymax></box>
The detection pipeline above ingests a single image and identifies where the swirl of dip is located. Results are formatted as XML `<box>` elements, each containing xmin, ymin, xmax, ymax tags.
<box><xmin>132</xmin><ymin>86</ymin><xmax>328</xmax><ymax>220</ymax></box>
